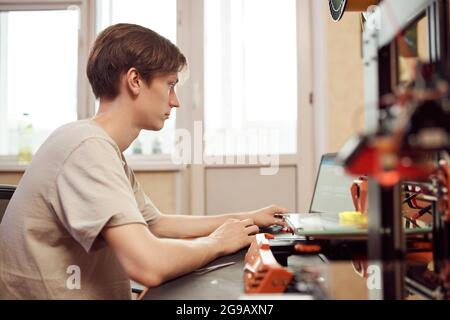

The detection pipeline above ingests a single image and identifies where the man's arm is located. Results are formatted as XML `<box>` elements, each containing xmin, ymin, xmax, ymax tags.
<box><xmin>149</xmin><ymin>213</ymin><xmax>249</xmax><ymax>238</ymax></box>
<box><xmin>102</xmin><ymin>218</ymin><xmax>258</xmax><ymax>287</ymax></box>
<box><xmin>149</xmin><ymin>205</ymin><xmax>287</xmax><ymax>239</ymax></box>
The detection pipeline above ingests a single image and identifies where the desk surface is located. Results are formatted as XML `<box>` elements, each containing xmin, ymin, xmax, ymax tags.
<box><xmin>143</xmin><ymin>250</ymin><xmax>247</xmax><ymax>300</ymax></box>
<box><xmin>142</xmin><ymin>241</ymin><xmax>370</xmax><ymax>300</ymax></box>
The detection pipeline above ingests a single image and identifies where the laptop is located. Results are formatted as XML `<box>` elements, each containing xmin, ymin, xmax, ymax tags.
<box><xmin>284</xmin><ymin>153</ymin><xmax>363</xmax><ymax>238</ymax></box>
<box><xmin>284</xmin><ymin>154</ymin><xmax>431</xmax><ymax>239</ymax></box>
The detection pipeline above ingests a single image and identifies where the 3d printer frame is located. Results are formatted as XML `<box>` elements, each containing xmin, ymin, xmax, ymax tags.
<box><xmin>361</xmin><ymin>0</ymin><xmax>449</xmax><ymax>299</ymax></box>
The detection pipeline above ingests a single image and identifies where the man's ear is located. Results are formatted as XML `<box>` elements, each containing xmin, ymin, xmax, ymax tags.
<box><xmin>126</xmin><ymin>67</ymin><xmax>141</xmax><ymax>96</ymax></box>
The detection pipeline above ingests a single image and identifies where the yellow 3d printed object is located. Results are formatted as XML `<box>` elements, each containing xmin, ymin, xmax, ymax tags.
<box><xmin>339</xmin><ymin>211</ymin><xmax>368</xmax><ymax>227</ymax></box>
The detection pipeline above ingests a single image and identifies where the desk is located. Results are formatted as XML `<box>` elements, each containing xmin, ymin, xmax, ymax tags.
<box><xmin>142</xmin><ymin>242</ymin><xmax>370</xmax><ymax>300</ymax></box>
<box><xmin>143</xmin><ymin>250</ymin><xmax>247</xmax><ymax>300</ymax></box>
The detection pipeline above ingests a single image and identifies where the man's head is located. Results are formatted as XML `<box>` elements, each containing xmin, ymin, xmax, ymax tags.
<box><xmin>87</xmin><ymin>23</ymin><xmax>186</xmax><ymax>99</ymax></box>
<box><xmin>87</xmin><ymin>23</ymin><xmax>187</xmax><ymax>130</ymax></box>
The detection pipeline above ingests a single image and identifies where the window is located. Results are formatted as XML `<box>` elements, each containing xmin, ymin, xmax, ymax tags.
<box><xmin>96</xmin><ymin>0</ymin><xmax>177</xmax><ymax>156</ymax></box>
<box><xmin>0</xmin><ymin>8</ymin><xmax>79</xmax><ymax>157</ymax></box>
<box><xmin>0</xmin><ymin>0</ymin><xmax>304</xmax><ymax>167</ymax></box>
<box><xmin>204</xmin><ymin>0</ymin><xmax>298</xmax><ymax>156</ymax></box>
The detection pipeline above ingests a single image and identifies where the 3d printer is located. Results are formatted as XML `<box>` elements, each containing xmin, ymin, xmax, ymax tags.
<box><xmin>244</xmin><ymin>0</ymin><xmax>450</xmax><ymax>300</ymax></box>
<box><xmin>338</xmin><ymin>0</ymin><xmax>450</xmax><ymax>300</ymax></box>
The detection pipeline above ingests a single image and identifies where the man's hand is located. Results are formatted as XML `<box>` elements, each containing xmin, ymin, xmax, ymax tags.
<box><xmin>208</xmin><ymin>218</ymin><xmax>259</xmax><ymax>255</ymax></box>
<box><xmin>248</xmin><ymin>204</ymin><xmax>288</xmax><ymax>227</ymax></box>
<box><xmin>149</xmin><ymin>205</ymin><xmax>288</xmax><ymax>239</ymax></box>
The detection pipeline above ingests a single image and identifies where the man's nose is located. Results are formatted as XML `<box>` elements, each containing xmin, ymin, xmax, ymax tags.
<box><xmin>170</xmin><ymin>92</ymin><xmax>180</xmax><ymax>108</ymax></box>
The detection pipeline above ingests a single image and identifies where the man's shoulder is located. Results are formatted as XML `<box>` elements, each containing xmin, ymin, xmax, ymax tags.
<box><xmin>33</xmin><ymin>119</ymin><xmax>121</xmax><ymax>168</ymax></box>
<box><xmin>47</xmin><ymin>120</ymin><xmax>117</xmax><ymax>150</ymax></box>
<box><xmin>53</xmin><ymin>119</ymin><xmax>106</xmax><ymax>138</ymax></box>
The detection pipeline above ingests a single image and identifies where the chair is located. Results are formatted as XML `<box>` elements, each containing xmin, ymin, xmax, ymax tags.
<box><xmin>0</xmin><ymin>184</ymin><xmax>16</xmax><ymax>223</ymax></box>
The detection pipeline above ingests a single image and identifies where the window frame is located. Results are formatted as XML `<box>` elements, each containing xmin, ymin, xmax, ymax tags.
<box><xmin>0</xmin><ymin>0</ymin><xmax>312</xmax><ymax>178</ymax></box>
<box><xmin>0</xmin><ymin>0</ymin><xmax>95</xmax><ymax>169</ymax></box>
<box><xmin>203</xmin><ymin>0</ymin><xmax>300</xmax><ymax>157</ymax></box>
<box><xmin>178</xmin><ymin>0</ymin><xmax>315</xmax><ymax>214</ymax></box>
<box><xmin>0</xmin><ymin>0</ymin><xmax>184</xmax><ymax>170</ymax></box>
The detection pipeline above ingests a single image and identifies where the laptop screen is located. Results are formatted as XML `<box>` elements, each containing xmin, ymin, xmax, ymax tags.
<box><xmin>309</xmin><ymin>154</ymin><xmax>357</xmax><ymax>214</ymax></box>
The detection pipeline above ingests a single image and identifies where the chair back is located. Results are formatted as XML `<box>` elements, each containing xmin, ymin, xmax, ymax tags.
<box><xmin>0</xmin><ymin>184</ymin><xmax>16</xmax><ymax>223</ymax></box>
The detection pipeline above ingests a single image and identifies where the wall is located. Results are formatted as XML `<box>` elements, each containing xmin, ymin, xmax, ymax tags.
<box><xmin>310</xmin><ymin>5</ymin><xmax>369</xmax><ymax>300</ymax></box>
<box><xmin>134</xmin><ymin>171</ymin><xmax>177</xmax><ymax>214</ymax></box>
<box><xmin>0</xmin><ymin>171</ymin><xmax>177</xmax><ymax>214</ymax></box>
<box><xmin>325</xmin><ymin>12</ymin><xmax>366</xmax><ymax>153</ymax></box>
<box><xmin>312</xmin><ymin>2</ymin><xmax>366</xmax><ymax>157</ymax></box>
<box><xmin>0</xmin><ymin>172</ymin><xmax>21</xmax><ymax>185</ymax></box>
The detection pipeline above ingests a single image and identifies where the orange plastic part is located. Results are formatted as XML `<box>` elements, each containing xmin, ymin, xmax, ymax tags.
<box><xmin>406</xmin><ymin>252</ymin><xmax>433</xmax><ymax>263</ymax></box>
<box><xmin>351</xmin><ymin>176</ymin><xmax>368</xmax><ymax>215</ymax></box>
<box><xmin>294</xmin><ymin>243</ymin><xmax>322</xmax><ymax>253</ymax></box>
<box><xmin>244</xmin><ymin>233</ymin><xmax>293</xmax><ymax>293</ymax></box>
<box><xmin>437</xmin><ymin>160</ymin><xmax>449</xmax><ymax>221</ymax></box>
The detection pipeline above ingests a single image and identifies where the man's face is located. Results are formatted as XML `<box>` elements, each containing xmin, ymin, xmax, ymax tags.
<box><xmin>134</xmin><ymin>73</ymin><xmax>180</xmax><ymax>130</ymax></box>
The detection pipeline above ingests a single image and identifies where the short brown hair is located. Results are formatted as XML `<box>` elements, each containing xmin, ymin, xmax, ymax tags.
<box><xmin>87</xmin><ymin>23</ymin><xmax>187</xmax><ymax>99</ymax></box>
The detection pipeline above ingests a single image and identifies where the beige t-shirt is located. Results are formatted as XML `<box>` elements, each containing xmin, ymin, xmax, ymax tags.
<box><xmin>0</xmin><ymin>119</ymin><xmax>161</xmax><ymax>299</ymax></box>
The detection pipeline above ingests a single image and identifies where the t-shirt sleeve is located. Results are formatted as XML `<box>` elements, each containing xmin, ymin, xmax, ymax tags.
<box><xmin>50</xmin><ymin>138</ymin><xmax>147</xmax><ymax>253</ymax></box>
<box><xmin>124</xmin><ymin>164</ymin><xmax>162</xmax><ymax>225</ymax></box>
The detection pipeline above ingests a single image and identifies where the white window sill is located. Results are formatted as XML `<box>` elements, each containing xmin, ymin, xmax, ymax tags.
<box><xmin>127</xmin><ymin>158</ymin><xmax>186</xmax><ymax>172</ymax></box>
<box><xmin>0</xmin><ymin>155</ymin><xmax>185</xmax><ymax>172</ymax></box>
<box><xmin>0</xmin><ymin>162</ymin><xmax>29</xmax><ymax>172</ymax></box>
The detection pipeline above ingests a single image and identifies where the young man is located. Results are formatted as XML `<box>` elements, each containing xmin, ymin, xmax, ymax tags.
<box><xmin>0</xmin><ymin>24</ymin><xmax>287</xmax><ymax>299</ymax></box>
